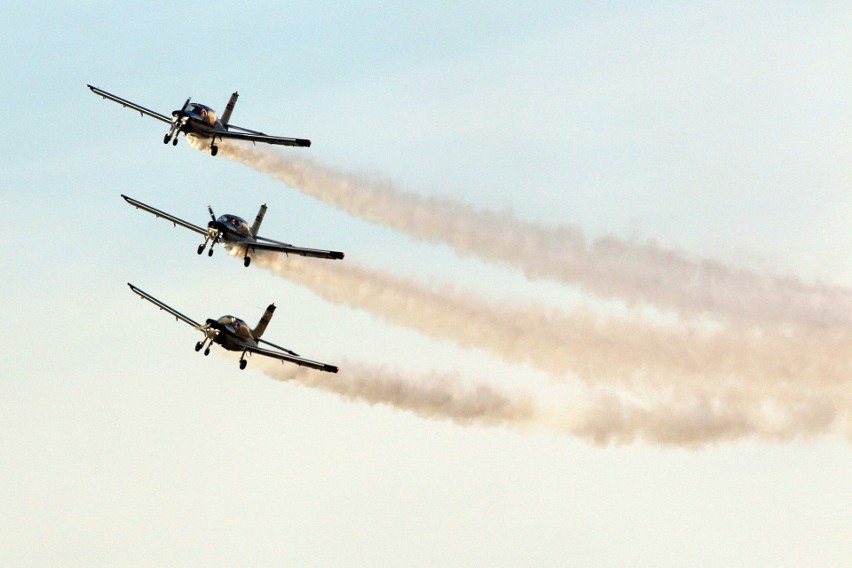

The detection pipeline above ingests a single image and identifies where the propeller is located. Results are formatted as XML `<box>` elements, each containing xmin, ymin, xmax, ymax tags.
<box><xmin>165</xmin><ymin>97</ymin><xmax>191</xmax><ymax>143</ymax></box>
<box><xmin>204</xmin><ymin>206</ymin><xmax>224</xmax><ymax>252</ymax></box>
<box><xmin>203</xmin><ymin>318</ymin><xmax>224</xmax><ymax>332</ymax></box>
<box><xmin>173</xmin><ymin>97</ymin><xmax>191</xmax><ymax>124</ymax></box>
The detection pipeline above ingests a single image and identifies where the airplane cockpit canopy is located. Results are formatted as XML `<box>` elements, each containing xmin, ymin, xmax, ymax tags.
<box><xmin>218</xmin><ymin>214</ymin><xmax>249</xmax><ymax>232</ymax></box>
<box><xmin>191</xmin><ymin>103</ymin><xmax>217</xmax><ymax>126</ymax></box>
<box><xmin>218</xmin><ymin>315</ymin><xmax>246</xmax><ymax>331</ymax></box>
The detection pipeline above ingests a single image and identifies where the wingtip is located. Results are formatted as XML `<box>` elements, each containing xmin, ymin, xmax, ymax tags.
<box><xmin>324</xmin><ymin>365</ymin><xmax>339</xmax><ymax>374</ymax></box>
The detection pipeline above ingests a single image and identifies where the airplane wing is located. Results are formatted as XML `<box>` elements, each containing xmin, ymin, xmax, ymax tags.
<box><xmin>257</xmin><ymin>337</ymin><xmax>300</xmax><ymax>356</ymax></box>
<box><xmin>223</xmin><ymin>124</ymin><xmax>265</xmax><ymax>135</ymax></box>
<box><xmin>213</xmin><ymin>127</ymin><xmax>311</xmax><ymax>147</ymax></box>
<box><xmin>239</xmin><ymin>341</ymin><xmax>338</xmax><ymax>373</ymax></box>
<box><xmin>247</xmin><ymin>237</ymin><xmax>344</xmax><ymax>260</ymax></box>
<box><xmin>127</xmin><ymin>283</ymin><xmax>204</xmax><ymax>329</ymax></box>
<box><xmin>88</xmin><ymin>85</ymin><xmax>172</xmax><ymax>124</ymax></box>
<box><xmin>122</xmin><ymin>195</ymin><xmax>207</xmax><ymax>236</ymax></box>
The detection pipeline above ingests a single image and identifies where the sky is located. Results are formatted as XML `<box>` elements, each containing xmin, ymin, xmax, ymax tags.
<box><xmin>1</xmin><ymin>1</ymin><xmax>850</xmax><ymax>566</ymax></box>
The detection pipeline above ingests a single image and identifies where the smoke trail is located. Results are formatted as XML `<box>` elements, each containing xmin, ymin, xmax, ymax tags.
<box><xmin>248</xmin><ymin>252</ymin><xmax>852</xmax><ymax>393</ymax></box>
<box><xmin>246</xmin><ymin>249</ymin><xmax>851</xmax><ymax>446</ymax></box>
<box><xmin>198</xmin><ymin>138</ymin><xmax>852</xmax><ymax>329</ymax></box>
<box><xmin>253</xmin><ymin>358</ymin><xmax>849</xmax><ymax>447</ymax></box>
<box><xmin>255</xmin><ymin>358</ymin><xmax>537</xmax><ymax>428</ymax></box>
<box><xmin>196</xmin><ymin>139</ymin><xmax>851</xmax><ymax>446</ymax></box>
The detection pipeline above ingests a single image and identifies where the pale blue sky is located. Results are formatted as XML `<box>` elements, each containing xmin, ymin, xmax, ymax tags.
<box><xmin>1</xmin><ymin>2</ymin><xmax>850</xmax><ymax>566</ymax></box>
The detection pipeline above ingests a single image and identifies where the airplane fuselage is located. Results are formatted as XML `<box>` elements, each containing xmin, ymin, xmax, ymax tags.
<box><xmin>205</xmin><ymin>315</ymin><xmax>258</xmax><ymax>352</ymax></box>
<box><xmin>206</xmin><ymin>214</ymin><xmax>257</xmax><ymax>256</ymax></box>
<box><xmin>172</xmin><ymin>103</ymin><xmax>225</xmax><ymax>139</ymax></box>
<box><xmin>208</xmin><ymin>214</ymin><xmax>252</xmax><ymax>240</ymax></box>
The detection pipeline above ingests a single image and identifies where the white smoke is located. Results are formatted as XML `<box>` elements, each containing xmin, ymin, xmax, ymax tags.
<box><xmin>250</xmin><ymin>253</ymin><xmax>851</xmax><ymax>393</ymax></box>
<box><xmin>194</xmin><ymin>138</ymin><xmax>852</xmax><ymax>446</ymax></box>
<box><xmin>205</xmin><ymin>139</ymin><xmax>852</xmax><ymax>330</ymax></box>
<box><xmin>254</xmin><ymin>358</ymin><xmax>849</xmax><ymax>447</ymax></box>
<box><xmin>245</xmin><ymin>252</ymin><xmax>851</xmax><ymax>445</ymax></box>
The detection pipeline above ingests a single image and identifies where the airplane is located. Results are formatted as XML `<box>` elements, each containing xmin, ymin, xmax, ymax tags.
<box><xmin>128</xmin><ymin>283</ymin><xmax>338</xmax><ymax>373</ymax></box>
<box><xmin>122</xmin><ymin>195</ymin><xmax>344</xmax><ymax>267</ymax></box>
<box><xmin>88</xmin><ymin>84</ymin><xmax>311</xmax><ymax>156</ymax></box>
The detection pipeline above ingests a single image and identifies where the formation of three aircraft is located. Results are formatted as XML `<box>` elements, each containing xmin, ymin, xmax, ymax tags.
<box><xmin>90</xmin><ymin>84</ymin><xmax>341</xmax><ymax>374</ymax></box>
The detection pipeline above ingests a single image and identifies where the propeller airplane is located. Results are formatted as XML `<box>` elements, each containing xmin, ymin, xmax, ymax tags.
<box><xmin>88</xmin><ymin>85</ymin><xmax>311</xmax><ymax>156</ymax></box>
<box><xmin>128</xmin><ymin>283</ymin><xmax>338</xmax><ymax>373</ymax></box>
<box><xmin>122</xmin><ymin>195</ymin><xmax>344</xmax><ymax>267</ymax></box>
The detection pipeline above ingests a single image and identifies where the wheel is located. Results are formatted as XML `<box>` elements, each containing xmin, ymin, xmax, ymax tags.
<box><xmin>197</xmin><ymin>244</ymin><xmax>205</xmax><ymax>255</ymax></box>
<box><xmin>208</xmin><ymin>247</ymin><xmax>214</xmax><ymax>257</ymax></box>
<box><xmin>204</xmin><ymin>347</ymin><xmax>211</xmax><ymax>356</ymax></box>
<box><xmin>210</xmin><ymin>145</ymin><xmax>218</xmax><ymax>157</ymax></box>
<box><xmin>243</xmin><ymin>256</ymin><xmax>251</xmax><ymax>267</ymax></box>
<box><xmin>239</xmin><ymin>359</ymin><xmax>247</xmax><ymax>370</ymax></box>
<box><xmin>172</xmin><ymin>136</ymin><xmax>178</xmax><ymax>146</ymax></box>
<box><xmin>195</xmin><ymin>341</ymin><xmax>203</xmax><ymax>352</ymax></box>
<box><xmin>163</xmin><ymin>134</ymin><xmax>171</xmax><ymax>144</ymax></box>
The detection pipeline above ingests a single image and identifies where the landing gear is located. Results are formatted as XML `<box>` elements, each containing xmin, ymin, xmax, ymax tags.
<box><xmin>197</xmin><ymin>234</ymin><xmax>212</xmax><ymax>256</ymax></box>
<box><xmin>239</xmin><ymin>350</ymin><xmax>248</xmax><ymax>370</ymax></box>
<box><xmin>196</xmin><ymin>338</ymin><xmax>212</xmax><ymax>354</ymax></box>
<box><xmin>208</xmin><ymin>247</ymin><xmax>214</xmax><ymax>257</ymax></box>
<box><xmin>210</xmin><ymin>144</ymin><xmax>219</xmax><ymax>157</ymax></box>
<box><xmin>163</xmin><ymin>133</ymin><xmax>171</xmax><ymax>144</ymax></box>
<box><xmin>243</xmin><ymin>256</ymin><xmax>251</xmax><ymax>267</ymax></box>
<box><xmin>172</xmin><ymin>136</ymin><xmax>178</xmax><ymax>146</ymax></box>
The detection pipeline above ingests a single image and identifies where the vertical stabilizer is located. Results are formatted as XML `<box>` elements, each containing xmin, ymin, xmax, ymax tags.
<box><xmin>221</xmin><ymin>91</ymin><xmax>239</xmax><ymax>127</ymax></box>
<box><xmin>252</xmin><ymin>303</ymin><xmax>275</xmax><ymax>339</ymax></box>
<box><xmin>250</xmin><ymin>204</ymin><xmax>267</xmax><ymax>237</ymax></box>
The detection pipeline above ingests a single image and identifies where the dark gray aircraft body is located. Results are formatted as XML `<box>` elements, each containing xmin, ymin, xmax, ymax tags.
<box><xmin>122</xmin><ymin>195</ymin><xmax>344</xmax><ymax>267</ymax></box>
<box><xmin>128</xmin><ymin>283</ymin><xmax>338</xmax><ymax>373</ymax></box>
<box><xmin>88</xmin><ymin>85</ymin><xmax>310</xmax><ymax>156</ymax></box>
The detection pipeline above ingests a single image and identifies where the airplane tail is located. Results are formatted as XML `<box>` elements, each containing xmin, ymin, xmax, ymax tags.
<box><xmin>250</xmin><ymin>204</ymin><xmax>267</xmax><ymax>236</ymax></box>
<box><xmin>252</xmin><ymin>303</ymin><xmax>275</xmax><ymax>339</ymax></box>
<box><xmin>221</xmin><ymin>91</ymin><xmax>239</xmax><ymax>128</ymax></box>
